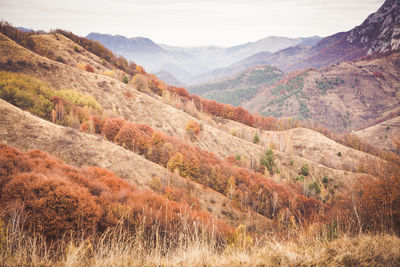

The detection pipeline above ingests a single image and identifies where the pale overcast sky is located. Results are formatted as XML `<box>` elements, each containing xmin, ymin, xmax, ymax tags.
<box><xmin>0</xmin><ymin>0</ymin><xmax>385</xmax><ymax>47</ymax></box>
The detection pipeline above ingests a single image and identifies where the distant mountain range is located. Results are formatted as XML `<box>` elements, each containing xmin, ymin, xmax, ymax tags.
<box><xmin>189</xmin><ymin>0</ymin><xmax>400</xmax><ymax>84</ymax></box>
<box><xmin>86</xmin><ymin>33</ymin><xmax>321</xmax><ymax>84</ymax></box>
<box><xmin>232</xmin><ymin>0</ymin><xmax>400</xmax><ymax>73</ymax></box>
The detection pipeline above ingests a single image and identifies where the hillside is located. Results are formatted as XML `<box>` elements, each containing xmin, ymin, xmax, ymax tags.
<box><xmin>243</xmin><ymin>53</ymin><xmax>400</xmax><ymax>133</ymax></box>
<box><xmin>188</xmin><ymin>66</ymin><xmax>283</xmax><ymax>106</ymax></box>
<box><xmin>0</xmin><ymin>98</ymin><xmax>260</xmax><ymax>227</ymax></box>
<box><xmin>154</xmin><ymin>70</ymin><xmax>186</xmax><ymax>87</ymax></box>
<box><xmin>355</xmin><ymin>115</ymin><xmax>400</xmax><ymax>152</ymax></box>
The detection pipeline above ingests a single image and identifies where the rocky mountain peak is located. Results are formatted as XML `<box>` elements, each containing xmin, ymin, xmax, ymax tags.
<box><xmin>347</xmin><ymin>0</ymin><xmax>400</xmax><ymax>54</ymax></box>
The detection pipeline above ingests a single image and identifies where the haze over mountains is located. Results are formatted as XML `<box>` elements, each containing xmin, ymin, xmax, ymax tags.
<box><xmin>87</xmin><ymin>0</ymin><xmax>399</xmax><ymax>88</ymax></box>
<box><xmin>86</xmin><ymin>33</ymin><xmax>321</xmax><ymax>85</ymax></box>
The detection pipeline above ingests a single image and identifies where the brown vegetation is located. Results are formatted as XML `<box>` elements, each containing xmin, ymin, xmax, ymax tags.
<box><xmin>81</xmin><ymin>115</ymin><xmax>323</xmax><ymax>226</ymax></box>
<box><xmin>0</xmin><ymin>144</ymin><xmax>231</xmax><ymax>243</ymax></box>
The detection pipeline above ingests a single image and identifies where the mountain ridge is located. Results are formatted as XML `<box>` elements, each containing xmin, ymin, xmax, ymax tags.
<box><xmin>87</xmin><ymin>32</ymin><xmax>321</xmax><ymax>84</ymax></box>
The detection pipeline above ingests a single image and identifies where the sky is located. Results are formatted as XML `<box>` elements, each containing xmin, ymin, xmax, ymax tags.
<box><xmin>0</xmin><ymin>0</ymin><xmax>385</xmax><ymax>47</ymax></box>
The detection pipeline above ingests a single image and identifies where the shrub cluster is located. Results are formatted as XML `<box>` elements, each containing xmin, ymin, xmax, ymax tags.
<box><xmin>0</xmin><ymin>144</ymin><xmax>231</xmax><ymax>242</ymax></box>
<box><xmin>80</xmin><ymin>116</ymin><xmax>322</xmax><ymax>225</ymax></box>
<box><xmin>0</xmin><ymin>71</ymin><xmax>103</xmax><ymax>129</ymax></box>
<box><xmin>185</xmin><ymin>120</ymin><xmax>201</xmax><ymax>137</ymax></box>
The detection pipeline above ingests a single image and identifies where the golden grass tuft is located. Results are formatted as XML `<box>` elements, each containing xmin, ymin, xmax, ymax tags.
<box><xmin>1</xmin><ymin>210</ymin><xmax>399</xmax><ymax>267</ymax></box>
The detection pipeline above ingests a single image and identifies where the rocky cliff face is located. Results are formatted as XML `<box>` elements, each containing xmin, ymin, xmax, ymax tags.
<box><xmin>347</xmin><ymin>0</ymin><xmax>400</xmax><ymax>54</ymax></box>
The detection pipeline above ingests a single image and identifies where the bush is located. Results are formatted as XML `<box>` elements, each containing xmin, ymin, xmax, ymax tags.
<box><xmin>55</xmin><ymin>56</ymin><xmax>66</xmax><ymax>64</ymax></box>
<box><xmin>85</xmin><ymin>64</ymin><xmax>95</xmax><ymax>73</ymax></box>
<box><xmin>0</xmin><ymin>21</ymin><xmax>36</xmax><ymax>51</ymax></box>
<box><xmin>253</xmin><ymin>132</ymin><xmax>260</xmax><ymax>144</ymax></box>
<box><xmin>122</xmin><ymin>76</ymin><xmax>129</xmax><ymax>84</ymax></box>
<box><xmin>342</xmin><ymin>160</ymin><xmax>400</xmax><ymax>234</ymax></box>
<box><xmin>132</xmin><ymin>75</ymin><xmax>148</xmax><ymax>93</ymax></box>
<box><xmin>0</xmin><ymin>71</ymin><xmax>54</xmax><ymax>119</ymax></box>
<box><xmin>185</xmin><ymin>120</ymin><xmax>201</xmax><ymax>137</ymax></box>
<box><xmin>0</xmin><ymin>144</ymin><xmax>232</xmax><ymax>243</ymax></box>
<box><xmin>301</xmin><ymin>164</ymin><xmax>309</xmax><ymax>176</ymax></box>
<box><xmin>88</xmin><ymin>115</ymin><xmax>104</xmax><ymax>134</ymax></box>
<box><xmin>54</xmin><ymin>89</ymin><xmax>102</xmax><ymax>111</ymax></box>
<box><xmin>114</xmin><ymin>122</ymin><xmax>151</xmax><ymax>153</ymax></box>
<box><xmin>260</xmin><ymin>149</ymin><xmax>274</xmax><ymax>175</ymax></box>
<box><xmin>2</xmin><ymin>172</ymin><xmax>102</xmax><ymax>240</ymax></box>
<box><xmin>308</xmin><ymin>181</ymin><xmax>321</xmax><ymax>194</ymax></box>
<box><xmin>101</xmin><ymin>118</ymin><xmax>126</xmax><ymax>141</ymax></box>
<box><xmin>167</xmin><ymin>152</ymin><xmax>185</xmax><ymax>175</ymax></box>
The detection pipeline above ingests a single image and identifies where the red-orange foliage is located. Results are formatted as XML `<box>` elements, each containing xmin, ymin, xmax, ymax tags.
<box><xmin>203</xmin><ymin>99</ymin><xmax>224</xmax><ymax>117</ymax></box>
<box><xmin>185</xmin><ymin>120</ymin><xmax>201</xmax><ymax>137</ymax></box>
<box><xmin>114</xmin><ymin>122</ymin><xmax>153</xmax><ymax>153</ymax></box>
<box><xmin>89</xmin><ymin>115</ymin><xmax>104</xmax><ymax>134</ymax></box>
<box><xmin>99</xmin><ymin>116</ymin><xmax>321</xmax><ymax>223</ymax></box>
<box><xmin>0</xmin><ymin>21</ymin><xmax>36</xmax><ymax>51</ymax></box>
<box><xmin>85</xmin><ymin>64</ymin><xmax>95</xmax><ymax>73</ymax></box>
<box><xmin>169</xmin><ymin>86</ymin><xmax>191</xmax><ymax>99</ymax></box>
<box><xmin>101</xmin><ymin>117</ymin><xmax>126</xmax><ymax>141</ymax></box>
<box><xmin>0</xmin><ymin>144</ymin><xmax>31</xmax><ymax>194</ymax></box>
<box><xmin>0</xmin><ymin>144</ymin><xmax>232</xmax><ymax>242</ymax></box>
<box><xmin>2</xmin><ymin>172</ymin><xmax>102</xmax><ymax>240</ymax></box>
<box><xmin>373</xmin><ymin>71</ymin><xmax>384</xmax><ymax>79</ymax></box>
<box><xmin>336</xmin><ymin>159</ymin><xmax>400</xmax><ymax>234</ymax></box>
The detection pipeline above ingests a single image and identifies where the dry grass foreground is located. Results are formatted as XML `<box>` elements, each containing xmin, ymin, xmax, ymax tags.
<box><xmin>1</xmin><ymin>216</ymin><xmax>399</xmax><ymax>267</ymax></box>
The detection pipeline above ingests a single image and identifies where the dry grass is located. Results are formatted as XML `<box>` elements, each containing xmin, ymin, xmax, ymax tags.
<box><xmin>1</xmin><ymin>211</ymin><xmax>399</xmax><ymax>267</ymax></box>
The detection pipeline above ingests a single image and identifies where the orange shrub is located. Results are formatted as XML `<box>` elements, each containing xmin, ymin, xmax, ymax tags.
<box><xmin>104</xmin><ymin>116</ymin><xmax>321</xmax><ymax>223</ymax></box>
<box><xmin>114</xmin><ymin>122</ymin><xmax>153</xmax><ymax>153</ymax></box>
<box><xmin>102</xmin><ymin>117</ymin><xmax>126</xmax><ymax>141</ymax></box>
<box><xmin>85</xmin><ymin>64</ymin><xmax>95</xmax><ymax>73</ymax></box>
<box><xmin>0</xmin><ymin>144</ymin><xmax>232</xmax><ymax>243</ymax></box>
<box><xmin>89</xmin><ymin>115</ymin><xmax>104</xmax><ymax>134</ymax></box>
<box><xmin>336</xmin><ymin>159</ymin><xmax>400</xmax><ymax>234</ymax></box>
<box><xmin>2</xmin><ymin>172</ymin><xmax>102</xmax><ymax>240</ymax></box>
<box><xmin>185</xmin><ymin>120</ymin><xmax>201</xmax><ymax>137</ymax></box>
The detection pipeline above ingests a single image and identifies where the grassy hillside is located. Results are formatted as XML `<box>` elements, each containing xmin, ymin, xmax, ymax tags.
<box><xmin>355</xmin><ymin>115</ymin><xmax>400</xmax><ymax>153</ymax></box>
<box><xmin>189</xmin><ymin>66</ymin><xmax>283</xmax><ymax>106</ymax></box>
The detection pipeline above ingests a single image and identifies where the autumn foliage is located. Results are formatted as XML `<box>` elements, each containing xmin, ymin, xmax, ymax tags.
<box><xmin>185</xmin><ymin>120</ymin><xmax>201</xmax><ymax>137</ymax></box>
<box><xmin>335</xmin><ymin>159</ymin><xmax>400</xmax><ymax>234</ymax></box>
<box><xmin>77</xmin><ymin>116</ymin><xmax>323</xmax><ymax>225</ymax></box>
<box><xmin>102</xmin><ymin>117</ymin><xmax>126</xmax><ymax>141</ymax></box>
<box><xmin>0</xmin><ymin>144</ymin><xmax>231</xmax><ymax>242</ymax></box>
<box><xmin>0</xmin><ymin>21</ymin><xmax>36</xmax><ymax>51</ymax></box>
